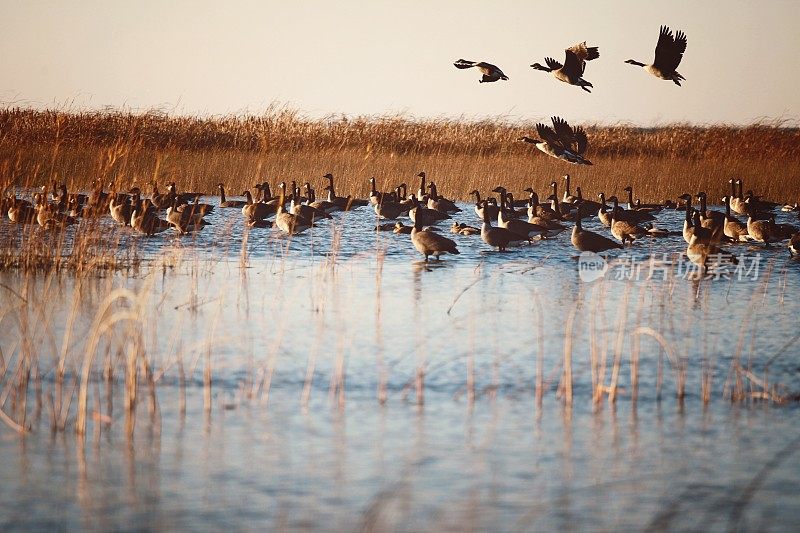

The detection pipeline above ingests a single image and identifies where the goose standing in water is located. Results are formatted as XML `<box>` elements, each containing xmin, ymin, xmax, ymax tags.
<box><xmin>747</xmin><ymin>214</ymin><xmax>776</xmax><ymax>247</ymax></box>
<box><xmin>686</xmin><ymin>233</ymin><xmax>738</xmax><ymax>275</ymax></box>
<box><xmin>453</xmin><ymin>59</ymin><xmax>509</xmax><ymax>83</ymax></box>
<box><xmin>493</xmin><ymin>187</ymin><xmax>548</xmax><ymax>239</ymax></box>
<box><xmin>728</xmin><ymin>179</ymin><xmax>748</xmax><ymax>215</ymax></box>
<box><xmin>167</xmin><ymin>197</ymin><xmax>209</xmax><ymax>235</ymax></box>
<box><xmin>530</xmin><ymin>42</ymin><xmax>599</xmax><ymax>93</ymax></box>
<box><xmin>323</xmin><ymin>173</ymin><xmax>368</xmax><ymax>209</ymax></box>
<box><xmin>571</xmin><ymin>207</ymin><xmax>623</xmax><ymax>253</ymax></box>
<box><xmin>374</xmin><ymin>188</ymin><xmax>407</xmax><ymax>220</ymax></box>
<box><xmin>218</xmin><ymin>183</ymin><xmax>246</xmax><ymax>208</ymax></box>
<box><xmin>625</xmin><ymin>25</ymin><xmax>687</xmax><ymax>86</ymax></box>
<box><xmin>519</xmin><ymin>116</ymin><xmax>592</xmax><ymax>165</ymax></box>
<box><xmin>241</xmin><ymin>190</ymin><xmax>275</xmax><ymax>223</ymax></box>
<box><xmin>109</xmin><ymin>193</ymin><xmax>132</xmax><ymax>226</ymax></box>
<box><xmin>480</xmin><ymin>201</ymin><xmax>526</xmax><ymax>251</ymax></box>
<box><xmin>7</xmin><ymin>196</ymin><xmax>36</xmax><ymax>224</ymax></box>
<box><xmin>562</xmin><ymin>175</ymin><xmax>578</xmax><ymax>204</ymax></box>
<box><xmin>471</xmin><ymin>190</ymin><xmax>498</xmax><ymax>221</ymax></box>
<box><xmin>427</xmin><ymin>182</ymin><xmax>460</xmax><ymax>213</ymax></box>
<box><xmin>610</xmin><ymin>211</ymin><xmax>648</xmax><ymax>245</ymax></box>
<box><xmin>623</xmin><ymin>186</ymin><xmax>662</xmax><ymax>212</ymax></box>
<box><xmin>409</xmin><ymin>195</ymin><xmax>450</xmax><ymax>226</ymax></box>
<box><xmin>721</xmin><ymin>195</ymin><xmax>751</xmax><ymax>242</ymax></box>
<box><xmin>410</xmin><ymin>215</ymin><xmax>459</xmax><ymax>262</ymax></box>
<box><xmin>274</xmin><ymin>188</ymin><xmax>313</xmax><ymax>235</ymax></box>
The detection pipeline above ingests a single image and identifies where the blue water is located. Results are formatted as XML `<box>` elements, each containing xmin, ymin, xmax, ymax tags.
<box><xmin>2</xmin><ymin>196</ymin><xmax>800</xmax><ymax>530</ymax></box>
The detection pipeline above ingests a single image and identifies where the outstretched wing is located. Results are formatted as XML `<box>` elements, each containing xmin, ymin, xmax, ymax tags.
<box><xmin>551</xmin><ymin>116</ymin><xmax>577</xmax><ymax>151</ymax></box>
<box><xmin>653</xmin><ymin>26</ymin><xmax>686</xmax><ymax>72</ymax></box>
<box><xmin>544</xmin><ymin>57</ymin><xmax>563</xmax><ymax>71</ymax></box>
<box><xmin>453</xmin><ymin>59</ymin><xmax>477</xmax><ymax>69</ymax></box>
<box><xmin>536</xmin><ymin>122</ymin><xmax>562</xmax><ymax>148</ymax></box>
<box><xmin>565</xmin><ymin>42</ymin><xmax>599</xmax><ymax>74</ymax></box>
<box><xmin>572</xmin><ymin>127</ymin><xmax>589</xmax><ymax>155</ymax></box>
<box><xmin>562</xmin><ymin>50</ymin><xmax>584</xmax><ymax>76</ymax></box>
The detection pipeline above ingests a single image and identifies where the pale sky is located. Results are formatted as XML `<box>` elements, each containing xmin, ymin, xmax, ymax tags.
<box><xmin>1</xmin><ymin>0</ymin><xmax>798</xmax><ymax>125</ymax></box>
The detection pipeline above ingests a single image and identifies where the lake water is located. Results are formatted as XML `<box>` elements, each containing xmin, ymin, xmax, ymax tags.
<box><xmin>2</xmin><ymin>198</ymin><xmax>800</xmax><ymax>531</ymax></box>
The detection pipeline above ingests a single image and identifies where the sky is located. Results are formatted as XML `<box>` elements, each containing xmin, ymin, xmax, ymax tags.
<box><xmin>1</xmin><ymin>0</ymin><xmax>798</xmax><ymax>125</ymax></box>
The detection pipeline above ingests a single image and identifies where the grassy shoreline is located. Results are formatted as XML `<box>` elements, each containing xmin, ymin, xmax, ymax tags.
<box><xmin>2</xmin><ymin>107</ymin><xmax>799</xmax><ymax>203</ymax></box>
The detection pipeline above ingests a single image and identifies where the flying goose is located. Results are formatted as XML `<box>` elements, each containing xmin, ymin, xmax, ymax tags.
<box><xmin>571</xmin><ymin>206</ymin><xmax>623</xmax><ymax>253</ymax></box>
<box><xmin>625</xmin><ymin>25</ymin><xmax>687</xmax><ymax>86</ymax></box>
<box><xmin>218</xmin><ymin>183</ymin><xmax>246</xmax><ymax>208</ymax></box>
<box><xmin>480</xmin><ymin>201</ymin><xmax>526</xmax><ymax>251</ymax></box>
<box><xmin>410</xmin><ymin>215</ymin><xmax>459</xmax><ymax>262</ymax></box>
<box><xmin>519</xmin><ymin>116</ymin><xmax>592</xmax><ymax>165</ymax></box>
<box><xmin>686</xmin><ymin>233</ymin><xmax>738</xmax><ymax>275</ymax></box>
<box><xmin>530</xmin><ymin>41</ymin><xmax>599</xmax><ymax>92</ymax></box>
<box><xmin>453</xmin><ymin>59</ymin><xmax>509</xmax><ymax>83</ymax></box>
<box><xmin>721</xmin><ymin>195</ymin><xmax>751</xmax><ymax>242</ymax></box>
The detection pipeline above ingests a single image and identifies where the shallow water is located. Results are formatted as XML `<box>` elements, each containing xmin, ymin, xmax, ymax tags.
<box><xmin>2</xmin><ymin>199</ymin><xmax>800</xmax><ymax>530</ymax></box>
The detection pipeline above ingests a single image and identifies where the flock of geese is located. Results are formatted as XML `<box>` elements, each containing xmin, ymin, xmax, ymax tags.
<box><xmin>457</xmin><ymin>26</ymin><xmax>687</xmax><ymax>166</ymax></box>
<box><xmin>3</xmin><ymin>172</ymin><xmax>799</xmax><ymax>273</ymax></box>
<box><xmin>3</xmin><ymin>26</ymin><xmax>799</xmax><ymax>272</ymax></box>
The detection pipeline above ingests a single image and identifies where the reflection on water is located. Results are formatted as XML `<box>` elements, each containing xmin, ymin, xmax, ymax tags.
<box><xmin>2</xmin><ymin>202</ymin><xmax>800</xmax><ymax>530</ymax></box>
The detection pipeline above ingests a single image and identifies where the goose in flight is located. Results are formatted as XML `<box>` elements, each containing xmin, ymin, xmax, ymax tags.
<box><xmin>519</xmin><ymin>116</ymin><xmax>592</xmax><ymax>165</ymax></box>
<box><xmin>453</xmin><ymin>59</ymin><xmax>509</xmax><ymax>83</ymax></box>
<box><xmin>531</xmin><ymin>42</ymin><xmax>599</xmax><ymax>92</ymax></box>
<box><xmin>625</xmin><ymin>25</ymin><xmax>687</xmax><ymax>86</ymax></box>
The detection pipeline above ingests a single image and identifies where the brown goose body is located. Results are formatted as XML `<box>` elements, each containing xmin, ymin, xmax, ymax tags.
<box><xmin>571</xmin><ymin>210</ymin><xmax>623</xmax><ymax>253</ymax></box>
<box><xmin>411</xmin><ymin>218</ymin><xmax>459</xmax><ymax>261</ymax></box>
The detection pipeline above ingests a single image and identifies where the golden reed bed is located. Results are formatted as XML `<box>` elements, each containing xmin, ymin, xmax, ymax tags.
<box><xmin>1</xmin><ymin>107</ymin><xmax>799</xmax><ymax>204</ymax></box>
